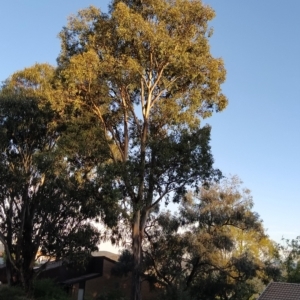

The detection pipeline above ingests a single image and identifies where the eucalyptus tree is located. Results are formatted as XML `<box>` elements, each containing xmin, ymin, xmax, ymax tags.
<box><xmin>57</xmin><ymin>1</ymin><xmax>227</xmax><ymax>299</ymax></box>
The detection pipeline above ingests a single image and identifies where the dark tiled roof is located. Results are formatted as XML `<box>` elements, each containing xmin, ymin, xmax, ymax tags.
<box><xmin>259</xmin><ymin>282</ymin><xmax>300</xmax><ymax>299</ymax></box>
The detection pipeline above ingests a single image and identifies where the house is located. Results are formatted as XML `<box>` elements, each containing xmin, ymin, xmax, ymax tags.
<box><xmin>258</xmin><ymin>282</ymin><xmax>300</xmax><ymax>299</ymax></box>
<box><xmin>0</xmin><ymin>251</ymin><xmax>157</xmax><ymax>300</ymax></box>
<box><xmin>65</xmin><ymin>251</ymin><xmax>157</xmax><ymax>300</ymax></box>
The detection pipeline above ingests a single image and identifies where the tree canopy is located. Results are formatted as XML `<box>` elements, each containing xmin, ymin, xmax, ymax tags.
<box><xmin>0</xmin><ymin>64</ymin><xmax>118</xmax><ymax>292</ymax></box>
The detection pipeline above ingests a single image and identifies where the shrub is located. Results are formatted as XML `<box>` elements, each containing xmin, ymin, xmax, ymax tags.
<box><xmin>33</xmin><ymin>279</ymin><xmax>70</xmax><ymax>300</ymax></box>
<box><xmin>96</xmin><ymin>290</ymin><xmax>128</xmax><ymax>300</ymax></box>
<box><xmin>0</xmin><ymin>285</ymin><xmax>28</xmax><ymax>300</ymax></box>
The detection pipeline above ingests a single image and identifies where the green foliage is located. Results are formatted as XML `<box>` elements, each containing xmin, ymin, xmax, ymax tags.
<box><xmin>96</xmin><ymin>289</ymin><xmax>128</xmax><ymax>300</ymax></box>
<box><xmin>56</xmin><ymin>0</ymin><xmax>227</xmax><ymax>209</ymax></box>
<box><xmin>139</xmin><ymin>176</ymin><xmax>280</xmax><ymax>300</ymax></box>
<box><xmin>112</xmin><ymin>249</ymin><xmax>134</xmax><ymax>277</ymax></box>
<box><xmin>0</xmin><ymin>285</ymin><xmax>28</xmax><ymax>300</ymax></box>
<box><xmin>0</xmin><ymin>279</ymin><xmax>70</xmax><ymax>300</ymax></box>
<box><xmin>0</xmin><ymin>64</ymin><xmax>117</xmax><ymax>291</ymax></box>
<box><xmin>32</xmin><ymin>279</ymin><xmax>69</xmax><ymax>300</ymax></box>
<box><xmin>157</xmin><ymin>287</ymin><xmax>190</xmax><ymax>300</ymax></box>
<box><xmin>280</xmin><ymin>236</ymin><xmax>300</xmax><ymax>283</ymax></box>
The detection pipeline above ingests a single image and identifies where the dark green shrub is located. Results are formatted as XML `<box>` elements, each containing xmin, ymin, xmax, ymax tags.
<box><xmin>0</xmin><ymin>285</ymin><xmax>28</xmax><ymax>300</ymax></box>
<box><xmin>33</xmin><ymin>279</ymin><xmax>70</xmax><ymax>300</ymax></box>
<box><xmin>96</xmin><ymin>290</ymin><xmax>128</xmax><ymax>300</ymax></box>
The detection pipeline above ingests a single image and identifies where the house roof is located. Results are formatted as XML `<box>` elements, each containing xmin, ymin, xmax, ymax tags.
<box><xmin>61</xmin><ymin>273</ymin><xmax>101</xmax><ymax>285</ymax></box>
<box><xmin>258</xmin><ymin>282</ymin><xmax>300</xmax><ymax>299</ymax></box>
<box><xmin>92</xmin><ymin>251</ymin><xmax>119</xmax><ymax>262</ymax></box>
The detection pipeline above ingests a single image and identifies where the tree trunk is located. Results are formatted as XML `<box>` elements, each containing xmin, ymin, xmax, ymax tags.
<box><xmin>6</xmin><ymin>258</ymin><xmax>12</xmax><ymax>286</ymax></box>
<box><xmin>132</xmin><ymin>210</ymin><xmax>142</xmax><ymax>300</ymax></box>
<box><xmin>20</xmin><ymin>258</ymin><xmax>35</xmax><ymax>293</ymax></box>
<box><xmin>21</xmin><ymin>209</ymin><xmax>36</xmax><ymax>293</ymax></box>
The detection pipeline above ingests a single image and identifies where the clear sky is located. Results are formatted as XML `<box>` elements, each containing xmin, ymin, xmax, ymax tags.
<box><xmin>1</xmin><ymin>0</ymin><xmax>300</xmax><ymax>246</ymax></box>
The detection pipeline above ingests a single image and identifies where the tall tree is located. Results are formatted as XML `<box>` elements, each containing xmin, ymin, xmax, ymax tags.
<box><xmin>57</xmin><ymin>1</ymin><xmax>227</xmax><ymax>299</ymax></box>
<box><xmin>0</xmin><ymin>64</ymin><xmax>117</xmax><ymax>292</ymax></box>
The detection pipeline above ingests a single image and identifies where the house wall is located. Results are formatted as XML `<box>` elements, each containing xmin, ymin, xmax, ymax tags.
<box><xmin>84</xmin><ymin>259</ymin><xmax>129</xmax><ymax>299</ymax></box>
<box><xmin>83</xmin><ymin>259</ymin><xmax>157</xmax><ymax>300</ymax></box>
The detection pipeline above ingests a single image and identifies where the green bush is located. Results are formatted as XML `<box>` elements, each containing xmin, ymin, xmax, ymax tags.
<box><xmin>0</xmin><ymin>285</ymin><xmax>28</xmax><ymax>300</ymax></box>
<box><xmin>96</xmin><ymin>290</ymin><xmax>128</xmax><ymax>300</ymax></box>
<box><xmin>33</xmin><ymin>279</ymin><xmax>70</xmax><ymax>300</ymax></box>
<box><xmin>0</xmin><ymin>279</ymin><xmax>70</xmax><ymax>300</ymax></box>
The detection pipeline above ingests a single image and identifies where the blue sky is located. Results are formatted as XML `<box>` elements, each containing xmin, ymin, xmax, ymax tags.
<box><xmin>204</xmin><ymin>0</ymin><xmax>300</xmax><ymax>242</ymax></box>
<box><xmin>1</xmin><ymin>1</ymin><xmax>300</xmax><ymax>244</ymax></box>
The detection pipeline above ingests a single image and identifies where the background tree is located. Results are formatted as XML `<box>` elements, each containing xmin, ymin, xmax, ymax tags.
<box><xmin>57</xmin><ymin>1</ymin><xmax>227</xmax><ymax>299</ymax></box>
<box><xmin>280</xmin><ymin>236</ymin><xmax>300</xmax><ymax>283</ymax></box>
<box><xmin>135</xmin><ymin>177</ymin><xmax>280</xmax><ymax>300</ymax></box>
<box><xmin>0</xmin><ymin>64</ymin><xmax>118</xmax><ymax>292</ymax></box>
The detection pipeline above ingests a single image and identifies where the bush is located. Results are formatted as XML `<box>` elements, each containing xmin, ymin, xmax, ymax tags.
<box><xmin>0</xmin><ymin>285</ymin><xmax>28</xmax><ymax>300</ymax></box>
<box><xmin>96</xmin><ymin>290</ymin><xmax>128</xmax><ymax>300</ymax></box>
<box><xmin>33</xmin><ymin>279</ymin><xmax>70</xmax><ymax>300</ymax></box>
